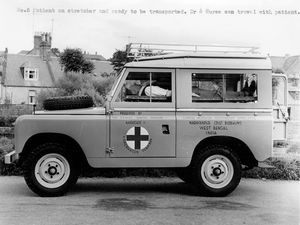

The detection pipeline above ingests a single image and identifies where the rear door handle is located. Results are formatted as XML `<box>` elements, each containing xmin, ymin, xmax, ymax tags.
<box><xmin>162</xmin><ymin>124</ymin><xmax>170</xmax><ymax>134</ymax></box>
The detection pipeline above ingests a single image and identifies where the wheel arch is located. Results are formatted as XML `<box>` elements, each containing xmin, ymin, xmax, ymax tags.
<box><xmin>19</xmin><ymin>133</ymin><xmax>89</xmax><ymax>168</ymax></box>
<box><xmin>191</xmin><ymin>136</ymin><xmax>258</xmax><ymax>169</ymax></box>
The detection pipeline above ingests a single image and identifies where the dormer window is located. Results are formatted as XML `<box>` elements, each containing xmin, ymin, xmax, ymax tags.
<box><xmin>24</xmin><ymin>68</ymin><xmax>39</xmax><ymax>81</ymax></box>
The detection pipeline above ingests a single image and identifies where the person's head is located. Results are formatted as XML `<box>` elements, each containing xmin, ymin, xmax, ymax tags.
<box><xmin>125</xmin><ymin>80</ymin><xmax>141</xmax><ymax>88</ymax></box>
<box><xmin>247</xmin><ymin>74</ymin><xmax>257</xmax><ymax>82</ymax></box>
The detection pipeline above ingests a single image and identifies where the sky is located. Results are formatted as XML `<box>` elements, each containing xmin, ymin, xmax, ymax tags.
<box><xmin>0</xmin><ymin>0</ymin><xmax>300</xmax><ymax>59</ymax></box>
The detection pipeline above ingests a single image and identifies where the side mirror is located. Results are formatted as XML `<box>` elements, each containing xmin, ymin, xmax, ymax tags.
<box><xmin>105</xmin><ymin>95</ymin><xmax>112</xmax><ymax>114</ymax></box>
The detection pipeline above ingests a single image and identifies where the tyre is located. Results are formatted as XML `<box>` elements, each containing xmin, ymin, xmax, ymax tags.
<box><xmin>176</xmin><ymin>167</ymin><xmax>194</xmax><ymax>184</ymax></box>
<box><xmin>23</xmin><ymin>143</ymin><xmax>79</xmax><ymax>197</ymax></box>
<box><xmin>192</xmin><ymin>145</ymin><xmax>241</xmax><ymax>197</ymax></box>
<box><xmin>43</xmin><ymin>95</ymin><xmax>94</xmax><ymax>111</ymax></box>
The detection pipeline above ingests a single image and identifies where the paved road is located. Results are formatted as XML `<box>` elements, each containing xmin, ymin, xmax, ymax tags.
<box><xmin>0</xmin><ymin>177</ymin><xmax>299</xmax><ymax>225</ymax></box>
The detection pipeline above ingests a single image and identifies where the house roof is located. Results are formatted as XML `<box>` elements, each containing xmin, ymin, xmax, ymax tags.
<box><xmin>270</xmin><ymin>55</ymin><xmax>300</xmax><ymax>75</ymax></box>
<box><xmin>18</xmin><ymin>50</ymin><xmax>30</xmax><ymax>55</ymax></box>
<box><xmin>92</xmin><ymin>61</ymin><xmax>114</xmax><ymax>76</ymax></box>
<box><xmin>84</xmin><ymin>54</ymin><xmax>106</xmax><ymax>61</ymax></box>
<box><xmin>4</xmin><ymin>54</ymin><xmax>114</xmax><ymax>87</ymax></box>
<box><xmin>270</xmin><ymin>56</ymin><xmax>286</xmax><ymax>71</ymax></box>
<box><xmin>5</xmin><ymin>54</ymin><xmax>57</xmax><ymax>87</ymax></box>
<box><xmin>283</xmin><ymin>55</ymin><xmax>300</xmax><ymax>75</ymax></box>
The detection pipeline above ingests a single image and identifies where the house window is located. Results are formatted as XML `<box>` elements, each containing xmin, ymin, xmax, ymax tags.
<box><xmin>24</xmin><ymin>68</ymin><xmax>38</xmax><ymax>81</ymax></box>
<box><xmin>191</xmin><ymin>73</ymin><xmax>258</xmax><ymax>103</ymax></box>
<box><xmin>28</xmin><ymin>90</ymin><xmax>36</xmax><ymax>104</ymax></box>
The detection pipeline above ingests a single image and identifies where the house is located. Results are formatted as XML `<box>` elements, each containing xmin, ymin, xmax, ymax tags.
<box><xmin>0</xmin><ymin>32</ymin><xmax>114</xmax><ymax>105</ymax></box>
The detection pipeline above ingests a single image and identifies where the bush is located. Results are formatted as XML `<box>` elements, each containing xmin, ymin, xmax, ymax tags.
<box><xmin>0</xmin><ymin>137</ymin><xmax>12</xmax><ymax>150</ymax></box>
<box><xmin>37</xmin><ymin>72</ymin><xmax>115</xmax><ymax>108</ymax></box>
<box><xmin>36</xmin><ymin>88</ymin><xmax>65</xmax><ymax>108</ymax></box>
<box><xmin>0</xmin><ymin>116</ymin><xmax>18</xmax><ymax>127</ymax></box>
<box><xmin>0</xmin><ymin>137</ymin><xmax>22</xmax><ymax>176</ymax></box>
<box><xmin>242</xmin><ymin>158</ymin><xmax>300</xmax><ymax>180</ymax></box>
<box><xmin>0</xmin><ymin>104</ymin><xmax>33</xmax><ymax>117</ymax></box>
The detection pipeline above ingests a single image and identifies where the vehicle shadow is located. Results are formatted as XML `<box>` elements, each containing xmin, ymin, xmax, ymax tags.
<box><xmin>71</xmin><ymin>178</ymin><xmax>198</xmax><ymax>196</ymax></box>
<box><xmin>69</xmin><ymin>178</ymin><xmax>253</xmax><ymax>197</ymax></box>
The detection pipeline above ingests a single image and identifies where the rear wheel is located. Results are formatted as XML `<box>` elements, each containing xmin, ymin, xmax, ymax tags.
<box><xmin>192</xmin><ymin>145</ymin><xmax>241</xmax><ymax>196</ymax></box>
<box><xmin>23</xmin><ymin>143</ymin><xmax>79</xmax><ymax>197</ymax></box>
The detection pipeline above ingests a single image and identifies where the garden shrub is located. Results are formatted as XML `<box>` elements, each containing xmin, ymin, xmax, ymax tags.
<box><xmin>242</xmin><ymin>158</ymin><xmax>300</xmax><ymax>180</ymax></box>
<box><xmin>37</xmin><ymin>72</ymin><xmax>115</xmax><ymax>108</ymax></box>
<box><xmin>0</xmin><ymin>137</ymin><xmax>21</xmax><ymax>175</ymax></box>
<box><xmin>0</xmin><ymin>116</ymin><xmax>18</xmax><ymax>127</ymax></box>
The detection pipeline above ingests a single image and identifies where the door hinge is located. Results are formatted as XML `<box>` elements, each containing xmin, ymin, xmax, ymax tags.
<box><xmin>277</xmin><ymin>102</ymin><xmax>289</xmax><ymax>121</ymax></box>
<box><xmin>105</xmin><ymin>147</ymin><xmax>114</xmax><ymax>156</ymax></box>
<box><xmin>107</xmin><ymin>109</ymin><xmax>114</xmax><ymax>115</ymax></box>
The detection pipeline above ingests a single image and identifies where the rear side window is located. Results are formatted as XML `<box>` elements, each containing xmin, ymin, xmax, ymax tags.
<box><xmin>192</xmin><ymin>73</ymin><xmax>258</xmax><ymax>103</ymax></box>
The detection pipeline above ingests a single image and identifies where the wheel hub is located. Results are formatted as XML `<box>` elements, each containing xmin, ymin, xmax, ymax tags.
<box><xmin>201</xmin><ymin>154</ymin><xmax>234</xmax><ymax>189</ymax></box>
<box><xmin>212</xmin><ymin>167</ymin><xmax>222</xmax><ymax>176</ymax></box>
<box><xmin>34</xmin><ymin>153</ymin><xmax>70</xmax><ymax>189</ymax></box>
<box><xmin>48</xmin><ymin>166</ymin><xmax>58</xmax><ymax>176</ymax></box>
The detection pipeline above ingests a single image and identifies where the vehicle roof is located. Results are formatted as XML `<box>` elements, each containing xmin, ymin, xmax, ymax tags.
<box><xmin>125</xmin><ymin>52</ymin><xmax>272</xmax><ymax>70</ymax></box>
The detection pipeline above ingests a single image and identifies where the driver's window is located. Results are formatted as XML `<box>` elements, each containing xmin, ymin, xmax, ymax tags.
<box><xmin>116</xmin><ymin>71</ymin><xmax>172</xmax><ymax>102</ymax></box>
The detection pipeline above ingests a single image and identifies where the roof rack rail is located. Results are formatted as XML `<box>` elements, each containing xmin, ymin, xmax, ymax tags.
<box><xmin>126</xmin><ymin>43</ymin><xmax>259</xmax><ymax>60</ymax></box>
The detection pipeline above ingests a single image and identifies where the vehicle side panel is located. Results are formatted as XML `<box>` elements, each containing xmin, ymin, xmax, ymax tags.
<box><xmin>176</xmin><ymin>111</ymin><xmax>273</xmax><ymax>161</ymax></box>
<box><xmin>15</xmin><ymin>115</ymin><xmax>108</xmax><ymax>159</ymax></box>
<box><xmin>176</xmin><ymin>68</ymin><xmax>273</xmax><ymax>162</ymax></box>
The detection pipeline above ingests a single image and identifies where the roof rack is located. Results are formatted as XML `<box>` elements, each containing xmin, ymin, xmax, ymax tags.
<box><xmin>126</xmin><ymin>43</ymin><xmax>259</xmax><ymax>60</ymax></box>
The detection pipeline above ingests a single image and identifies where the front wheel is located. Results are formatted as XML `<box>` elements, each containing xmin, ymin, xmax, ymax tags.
<box><xmin>23</xmin><ymin>143</ymin><xmax>79</xmax><ymax>197</ymax></box>
<box><xmin>192</xmin><ymin>145</ymin><xmax>241</xmax><ymax>196</ymax></box>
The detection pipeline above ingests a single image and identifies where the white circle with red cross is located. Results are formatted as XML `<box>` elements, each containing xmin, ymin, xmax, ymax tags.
<box><xmin>126</xmin><ymin>126</ymin><xmax>150</xmax><ymax>150</ymax></box>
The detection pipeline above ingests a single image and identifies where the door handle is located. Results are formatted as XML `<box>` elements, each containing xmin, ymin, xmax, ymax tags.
<box><xmin>162</xmin><ymin>124</ymin><xmax>170</xmax><ymax>134</ymax></box>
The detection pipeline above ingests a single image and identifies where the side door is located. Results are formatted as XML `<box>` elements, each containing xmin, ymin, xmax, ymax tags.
<box><xmin>272</xmin><ymin>74</ymin><xmax>288</xmax><ymax>141</ymax></box>
<box><xmin>109</xmin><ymin>68</ymin><xmax>176</xmax><ymax>158</ymax></box>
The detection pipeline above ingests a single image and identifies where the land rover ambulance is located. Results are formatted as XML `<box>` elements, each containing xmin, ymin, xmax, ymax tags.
<box><xmin>4</xmin><ymin>43</ymin><xmax>288</xmax><ymax>197</ymax></box>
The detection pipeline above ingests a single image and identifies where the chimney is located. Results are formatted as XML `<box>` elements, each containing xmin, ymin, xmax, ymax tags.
<box><xmin>34</xmin><ymin>33</ymin><xmax>42</xmax><ymax>50</ymax></box>
<box><xmin>39</xmin><ymin>32</ymin><xmax>52</xmax><ymax>61</ymax></box>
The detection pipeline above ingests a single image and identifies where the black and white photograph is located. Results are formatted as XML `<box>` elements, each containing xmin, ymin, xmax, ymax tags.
<box><xmin>0</xmin><ymin>0</ymin><xmax>299</xmax><ymax>224</ymax></box>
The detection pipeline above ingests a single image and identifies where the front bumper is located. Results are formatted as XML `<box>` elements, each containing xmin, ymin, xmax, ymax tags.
<box><xmin>4</xmin><ymin>151</ymin><xmax>19</xmax><ymax>164</ymax></box>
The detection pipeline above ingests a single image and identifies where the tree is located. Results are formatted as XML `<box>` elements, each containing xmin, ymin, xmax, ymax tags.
<box><xmin>110</xmin><ymin>49</ymin><xmax>131</xmax><ymax>72</ymax></box>
<box><xmin>110</xmin><ymin>48</ymin><xmax>156</xmax><ymax>72</ymax></box>
<box><xmin>51</xmin><ymin>48</ymin><xmax>60</xmax><ymax>56</ymax></box>
<box><xmin>81</xmin><ymin>60</ymin><xmax>95</xmax><ymax>74</ymax></box>
<box><xmin>59</xmin><ymin>48</ymin><xmax>95</xmax><ymax>74</ymax></box>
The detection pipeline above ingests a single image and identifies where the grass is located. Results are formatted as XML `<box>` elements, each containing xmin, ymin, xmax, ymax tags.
<box><xmin>242</xmin><ymin>158</ymin><xmax>300</xmax><ymax>180</ymax></box>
